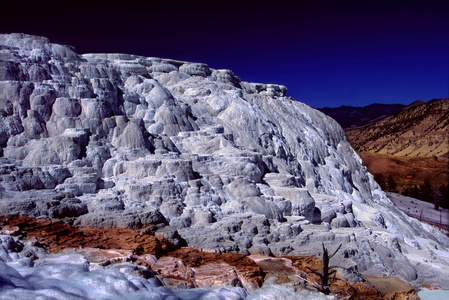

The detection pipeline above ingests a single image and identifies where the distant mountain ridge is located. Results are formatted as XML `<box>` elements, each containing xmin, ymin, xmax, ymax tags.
<box><xmin>345</xmin><ymin>99</ymin><xmax>448</xmax><ymax>158</ymax></box>
<box><xmin>318</xmin><ymin>103</ymin><xmax>414</xmax><ymax>129</ymax></box>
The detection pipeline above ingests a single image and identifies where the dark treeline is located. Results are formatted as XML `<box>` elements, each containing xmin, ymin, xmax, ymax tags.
<box><xmin>375</xmin><ymin>175</ymin><xmax>449</xmax><ymax>210</ymax></box>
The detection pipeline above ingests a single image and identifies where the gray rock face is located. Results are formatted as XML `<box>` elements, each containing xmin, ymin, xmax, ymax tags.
<box><xmin>1</xmin><ymin>33</ymin><xmax>449</xmax><ymax>288</ymax></box>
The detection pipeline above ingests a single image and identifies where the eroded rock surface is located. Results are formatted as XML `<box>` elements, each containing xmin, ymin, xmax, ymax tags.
<box><xmin>0</xmin><ymin>215</ymin><xmax>413</xmax><ymax>299</ymax></box>
<box><xmin>1</xmin><ymin>33</ymin><xmax>449</xmax><ymax>291</ymax></box>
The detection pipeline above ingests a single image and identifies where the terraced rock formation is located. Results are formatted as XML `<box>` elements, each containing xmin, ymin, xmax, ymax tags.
<box><xmin>1</xmin><ymin>33</ymin><xmax>449</xmax><ymax>298</ymax></box>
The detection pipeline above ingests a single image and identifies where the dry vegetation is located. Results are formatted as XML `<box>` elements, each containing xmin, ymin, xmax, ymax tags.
<box><xmin>360</xmin><ymin>152</ymin><xmax>448</xmax><ymax>187</ymax></box>
<box><xmin>359</xmin><ymin>152</ymin><xmax>448</xmax><ymax>209</ymax></box>
<box><xmin>345</xmin><ymin>99</ymin><xmax>448</xmax><ymax>158</ymax></box>
<box><xmin>343</xmin><ymin>100</ymin><xmax>449</xmax><ymax>210</ymax></box>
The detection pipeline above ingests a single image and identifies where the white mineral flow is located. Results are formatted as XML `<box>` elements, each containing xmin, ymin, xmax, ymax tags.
<box><xmin>0</xmin><ymin>239</ymin><xmax>247</xmax><ymax>299</ymax></box>
<box><xmin>418</xmin><ymin>289</ymin><xmax>449</xmax><ymax>300</ymax></box>
<box><xmin>0</xmin><ymin>33</ymin><xmax>449</xmax><ymax>298</ymax></box>
<box><xmin>0</xmin><ymin>236</ymin><xmax>338</xmax><ymax>299</ymax></box>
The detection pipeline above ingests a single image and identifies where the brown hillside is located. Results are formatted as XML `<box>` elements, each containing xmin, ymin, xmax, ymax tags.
<box><xmin>344</xmin><ymin>99</ymin><xmax>448</xmax><ymax>208</ymax></box>
<box><xmin>358</xmin><ymin>152</ymin><xmax>448</xmax><ymax>191</ymax></box>
<box><xmin>345</xmin><ymin>99</ymin><xmax>448</xmax><ymax>158</ymax></box>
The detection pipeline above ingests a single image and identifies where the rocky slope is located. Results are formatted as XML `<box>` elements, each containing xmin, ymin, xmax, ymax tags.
<box><xmin>345</xmin><ymin>99</ymin><xmax>448</xmax><ymax>158</ymax></box>
<box><xmin>343</xmin><ymin>99</ymin><xmax>448</xmax><ymax>204</ymax></box>
<box><xmin>1</xmin><ymin>33</ymin><xmax>449</xmax><ymax>297</ymax></box>
<box><xmin>0</xmin><ymin>215</ymin><xmax>418</xmax><ymax>299</ymax></box>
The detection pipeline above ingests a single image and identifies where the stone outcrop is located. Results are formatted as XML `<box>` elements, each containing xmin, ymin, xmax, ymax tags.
<box><xmin>1</xmin><ymin>33</ymin><xmax>449</xmax><ymax>292</ymax></box>
<box><xmin>0</xmin><ymin>215</ymin><xmax>417</xmax><ymax>299</ymax></box>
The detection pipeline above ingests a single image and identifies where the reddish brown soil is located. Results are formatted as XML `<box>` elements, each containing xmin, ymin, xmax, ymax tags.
<box><xmin>0</xmin><ymin>214</ymin><xmax>420</xmax><ymax>299</ymax></box>
<box><xmin>167</xmin><ymin>247</ymin><xmax>265</xmax><ymax>288</ymax></box>
<box><xmin>0</xmin><ymin>215</ymin><xmax>174</xmax><ymax>257</ymax></box>
<box><xmin>281</xmin><ymin>255</ymin><xmax>419</xmax><ymax>300</ymax></box>
<box><xmin>0</xmin><ymin>215</ymin><xmax>264</xmax><ymax>287</ymax></box>
<box><xmin>250</xmin><ymin>256</ymin><xmax>297</xmax><ymax>284</ymax></box>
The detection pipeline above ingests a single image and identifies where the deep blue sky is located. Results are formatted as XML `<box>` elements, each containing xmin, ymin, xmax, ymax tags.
<box><xmin>2</xmin><ymin>0</ymin><xmax>448</xmax><ymax>108</ymax></box>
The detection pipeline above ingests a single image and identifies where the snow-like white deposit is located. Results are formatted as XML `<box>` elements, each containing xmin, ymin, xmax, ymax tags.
<box><xmin>0</xmin><ymin>238</ymin><xmax>337</xmax><ymax>300</ymax></box>
<box><xmin>418</xmin><ymin>289</ymin><xmax>449</xmax><ymax>300</ymax></box>
<box><xmin>387</xmin><ymin>192</ymin><xmax>449</xmax><ymax>227</ymax></box>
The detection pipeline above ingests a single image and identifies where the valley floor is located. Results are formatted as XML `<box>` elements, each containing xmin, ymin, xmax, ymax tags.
<box><xmin>359</xmin><ymin>153</ymin><xmax>448</xmax><ymax>189</ymax></box>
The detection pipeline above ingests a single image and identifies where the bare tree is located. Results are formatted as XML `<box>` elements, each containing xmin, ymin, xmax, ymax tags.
<box><xmin>297</xmin><ymin>243</ymin><xmax>383</xmax><ymax>299</ymax></box>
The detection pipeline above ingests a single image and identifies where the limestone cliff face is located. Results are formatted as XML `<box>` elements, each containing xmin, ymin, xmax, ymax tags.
<box><xmin>1</xmin><ymin>33</ymin><xmax>448</xmax><ymax>287</ymax></box>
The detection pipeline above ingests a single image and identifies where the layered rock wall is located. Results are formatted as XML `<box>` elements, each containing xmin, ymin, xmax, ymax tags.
<box><xmin>1</xmin><ymin>33</ymin><xmax>449</xmax><ymax>288</ymax></box>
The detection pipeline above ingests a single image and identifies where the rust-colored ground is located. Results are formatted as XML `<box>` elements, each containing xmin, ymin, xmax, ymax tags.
<box><xmin>0</xmin><ymin>215</ymin><xmax>420</xmax><ymax>299</ymax></box>
<box><xmin>0</xmin><ymin>215</ymin><xmax>173</xmax><ymax>257</ymax></box>
<box><xmin>279</xmin><ymin>255</ymin><xmax>419</xmax><ymax>299</ymax></box>
<box><xmin>168</xmin><ymin>247</ymin><xmax>265</xmax><ymax>288</ymax></box>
